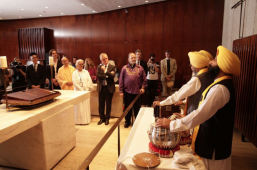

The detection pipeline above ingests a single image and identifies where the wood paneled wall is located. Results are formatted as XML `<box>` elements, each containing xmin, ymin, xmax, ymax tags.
<box><xmin>0</xmin><ymin>0</ymin><xmax>224</xmax><ymax>87</ymax></box>
<box><xmin>233</xmin><ymin>35</ymin><xmax>257</xmax><ymax>147</ymax></box>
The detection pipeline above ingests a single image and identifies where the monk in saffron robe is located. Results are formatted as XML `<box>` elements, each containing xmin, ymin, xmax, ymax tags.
<box><xmin>57</xmin><ymin>56</ymin><xmax>76</xmax><ymax>90</ymax></box>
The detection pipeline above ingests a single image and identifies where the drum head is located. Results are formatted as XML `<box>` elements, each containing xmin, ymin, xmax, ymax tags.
<box><xmin>132</xmin><ymin>152</ymin><xmax>160</xmax><ymax>168</ymax></box>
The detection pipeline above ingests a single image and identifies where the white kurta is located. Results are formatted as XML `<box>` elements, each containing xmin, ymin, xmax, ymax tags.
<box><xmin>72</xmin><ymin>69</ymin><xmax>94</xmax><ymax>125</ymax></box>
<box><xmin>160</xmin><ymin>76</ymin><xmax>201</xmax><ymax>106</ymax></box>
<box><xmin>168</xmin><ymin>82</ymin><xmax>231</xmax><ymax>170</ymax></box>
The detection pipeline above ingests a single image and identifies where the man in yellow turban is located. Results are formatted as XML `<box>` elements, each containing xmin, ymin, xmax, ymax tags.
<box><xmin>156</xmin><ymin>46</ymin><xmax>240</xmax><ymax>170</ymax></box>
<box><xmin>153</xmin><ymin>51</ymin><xmax>214</xmax><ymax>116</ymax></box>
<box><xmin>200</xmin><ymin>50</ymin><xmax>213</xmax><ymax>60</ymax></box>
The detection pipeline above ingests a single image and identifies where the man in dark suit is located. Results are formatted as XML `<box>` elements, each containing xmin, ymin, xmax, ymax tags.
<box><xmin>135</xmin><ymin>49</ymin><xmax>147</xmax><ymax>105</ymax></box>
<box><xmin>26</xmin><ymin>52</ymin><xmax>46</xmax><ymax>89</ymax></box>
<box><xmin>96</xmin><ymin>53</ymin><xmax>116</xmax><ymax>125</ymax></box>
<box><xmin>46</xmin><ymin>49</ymin><xmax>62</xmax><ymax>90</ymax></box>
<box><xmin>0</xmin><ymin>69</ymin><xmax>9</xmax><ymax>102</ymax></box>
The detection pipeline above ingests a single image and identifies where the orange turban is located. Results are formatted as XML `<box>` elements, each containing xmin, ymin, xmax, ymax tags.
<box><xmin>199</xmin><ymin>50</ymin><xmax>213</xmax><ymax>60</ymax></box>
<box><xmin>188</xmin><ymin>52</ymin><xmax>210</xmax><ymax>68</ymax></box>
<box><xmin>217</xmin><ymin>46</ymin><xmax>241</xmax><ymax>76</ymax></box>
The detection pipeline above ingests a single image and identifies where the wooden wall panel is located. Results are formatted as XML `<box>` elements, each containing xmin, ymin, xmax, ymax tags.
<box><xmin>233</xmin><ymin>35</ymin><xmax>257</xmax><ymax>147</ymax></box>
<box><xmin>0</xmin><ymin>0</ymin><xmax>224</xmax><ymax>87</ymax></box>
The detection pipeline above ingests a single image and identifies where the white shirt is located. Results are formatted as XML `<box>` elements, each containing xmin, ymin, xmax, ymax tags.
<box><xmin>72</xmin><ymin>69</ymin><xmax>94</xmax><ymax>91</ymax></box>
<box><xmin>160</xmin><ymin>76</ymin><xmax>201</xmax><ymax>106</ymax></box>
<box><xmin>169</xmin><ymin>84</ymin><xmax>230</xmax><ymax>132</ymax></box>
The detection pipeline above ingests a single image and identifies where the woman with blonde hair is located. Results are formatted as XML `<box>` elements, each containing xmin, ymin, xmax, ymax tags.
<box><xmin>84</xmin><ymin>58</ymin><xmax>97</xmax><ymax>83</ymax></box>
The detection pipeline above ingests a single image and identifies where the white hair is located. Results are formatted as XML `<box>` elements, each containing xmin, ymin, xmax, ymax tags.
<box><xmin>75</xmin><ymin>59</ymin><xmax>84</xmax><ymax>66</ymax></box>
<box><xmin>99</xmin><ymin>53</ymin><xmax>108</xmax><ymax>60</ymax></box>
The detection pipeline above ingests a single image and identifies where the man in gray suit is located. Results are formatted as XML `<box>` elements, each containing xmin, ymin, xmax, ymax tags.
<box><xmin>0</xmin><ymin>69</ymin><xmax>9</xmax><ymax>103</ymax></box>
<box><xmin>97</xmin><ymin>53</ymin><xmax>116</xmax><ymax>125</ymax></box>
<box><xmin>160</xmin><ymin>50</ymin><xmax>177</xmax><ymax>96</ymax></box>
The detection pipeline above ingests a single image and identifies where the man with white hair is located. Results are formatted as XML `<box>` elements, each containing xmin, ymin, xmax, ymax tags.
<box><xmin>96</xmin><ymin>53</ymin><xmax>116</xmax><ymax>125</ymax></box>
<box><xmin>119</xmin><ymin>53</ymin><xmax>147</xmax><ymax>128</ymax></box>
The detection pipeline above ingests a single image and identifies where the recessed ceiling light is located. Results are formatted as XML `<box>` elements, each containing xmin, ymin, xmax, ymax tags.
<box><xmin>21</xmin><ymin>9</ymin><xmax>24</xmax><ymax>10</ymax></box>
<box><xmin>118</xmin><ymin>6</ymin><xmax>121</xmax><ymax>8</ymax></box>
<box><xmin>93</xmin><ymin>11</ymin><xmax>95</xmax><ymax>12</ymax></box>
<box><xmin>45</xmin><ymin>7</ymin><xmax>48</xmax><ymax>8</ymax></box>
<box><xmin>145</xmin><ymin>0</ymin><xmax>149</xmax><ymax>2</ymax></box>
<box><xmin>39</xmin><ymin>15</ymin><xmax>42</xmax><ymax>16</ymax></box>
<box><xmin>61</xmin><ymin>13</ymin><xmax>64</xmax><ymax>14</ymax></box>
<box><xmin>0</xmin><ymin>11</ymin><xmax>1</xmax><ymax>12</ymax></box>
<box><xmin>81</xmin><ymin>4</ymin><xmax>84</xmax><ymax>5</ymax></box>
<box><xmin>0</xmin><ymin>18</ymin><xmax>2</xmax><ymax>19</ymax></box>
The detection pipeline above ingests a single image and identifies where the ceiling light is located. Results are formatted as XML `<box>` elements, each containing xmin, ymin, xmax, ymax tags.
<box><xmin>39</xmin><ymin>15</ymin><xmax>42</xmax><ymax>16</ymax></box>
<box><xmin>0</xmin><ymin>18</ymin><xmax>2</xmax><ymax>19</ymax></box>
<box><xmin>93</xmin><ymin>11</ymin><xmax>95</xmax><ymax>12</ymax></box>
<box><xmin>61</xmin><ymin>13</ymin><xmax>64</xmax><ymax>14</ymax></box>
<box><xmin>81</xmin><ymin>4</ymin><xmax>84</xmax><ymax>5</ymax></box>
<box><xmin>19</xmin><ymin>16</ymin><xmax>22</xmax><ymax>18</ymax></box>
<box><xmin>145</xmin><ymin>1</ymin><xmax>149</xmax><ymax>2</ymax></box>
<box><xmin>21</xmin><ymin>9</ymin><xmax>24</xmax><ymax>10</ymax></box>
<box><xmin>45</xmin><ymin>7</ymin><xmax>48</xmax><ymax>8</ymax></box>
<box><xmin>0</xmin><ymin>11</ymin><xmax>1</xmax><ymax>12</ymax></box>
<box><xmin>118</xmin><ymin>6</ymin><xmax>121</xmax><ymax>8</ymax></box>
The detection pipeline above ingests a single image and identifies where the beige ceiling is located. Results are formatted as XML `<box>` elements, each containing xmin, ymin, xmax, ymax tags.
<box><xmin>0</xmin><ymin>0</ymin><xmax>165</xmax><ymax>20</ymax></box>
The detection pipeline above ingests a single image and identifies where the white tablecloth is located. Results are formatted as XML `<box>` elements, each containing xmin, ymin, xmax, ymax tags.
<box><xmin>116</xmin><ymin>107</ymin><xmax>206</xmax><ymax>170</ymax></box>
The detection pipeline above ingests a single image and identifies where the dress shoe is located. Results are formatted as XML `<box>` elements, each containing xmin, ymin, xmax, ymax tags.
<box><xmin>98</xmin><ymin>120</ymin><xmax>104</xmax><ymax>125</ymax></box>
<box><xmin>124</xmin><ymin>123</ymin><xmax>130</xmax><ymax>128</ymax></box>
<box><xmin>105</xmin><ymin>120</ymin><xmax>109</xmax><ymax>125</ymax></box>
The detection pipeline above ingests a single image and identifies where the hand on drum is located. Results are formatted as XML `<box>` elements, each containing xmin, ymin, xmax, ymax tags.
<box><xmin>156</xmin><ymin>118</ymin><xmax>171</xmax><ymax>130</ymax></box>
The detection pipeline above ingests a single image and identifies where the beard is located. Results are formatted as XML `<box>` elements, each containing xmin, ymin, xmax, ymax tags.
<box><xmin>208</xmin><ymin>65</ymin><xmax>220</xmax><ymax>79</ymax></box>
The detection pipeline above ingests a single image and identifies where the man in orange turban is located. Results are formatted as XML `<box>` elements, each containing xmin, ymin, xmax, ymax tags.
<box><xmin>156</xmin><ymin>46</ymin><xmax>240</xmax><ymax>170</ymax></box>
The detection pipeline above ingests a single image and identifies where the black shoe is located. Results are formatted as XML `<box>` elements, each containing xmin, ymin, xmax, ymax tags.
<box><xmin>124</xmin><ymin>123</ymin><xmax>130</xmax><ymax>128</ymax></box>
<box><xmin>98</xmin><ymin>120</ymin><xmax>104</xmax><ymax>125</ymax></box>
<box><xmin>105</xmin><ymin>120</ymin><xmax>109</xmax><ymax>125</ymax></box>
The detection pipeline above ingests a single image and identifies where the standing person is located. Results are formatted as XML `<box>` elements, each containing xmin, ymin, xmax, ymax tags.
<box><xmin>160</xmin><ymin>50</ymin><xmax>177</xmax><ymax>96</ymax></box>
<box><xmin>46</xmin><ymin>49</ymin><xmax>62</xmax><ymax>90</ymax></box>
<box><xmin>26</xmin><ymin>52</ymin><xmax>46</xmax><ymax>89</ymax></box>
<box><xmin>72</xmin><ymin>59</ymin><xmax>94</xmax><ymax>125</ymax></box>
<box><xmin>11</xmin><ymin>57</ymin><xmax>27</xmax><ymax>92</ymax></box>
<box><xmin>84</xmin><ymin>58</ymin><xmax>97</xmax><ymax>83</ymax></box>
<box><xmin>96</xmin><ymin>53</ymin><xmax>116</xmax><ymax>125</ymax></box>
<box><xmin>146</xmin><ymin>54</ymin><xmax>160</xmax><ymax>107</ymax></box>
<box><xmin>119</xmin><ymin>53</ymin><xmax>147</xmax><ymax>128</ymax></box>
<box><xmin>57</xmin><ymin>57</ymin><xmax>76</xmax><ymax>90</ymax></box>
<box><xmin>135</xmin><ymin>49</ymin><xmax>147</xmax><ymax>106</ymax></box>
<box><xmin>72</xmin><ymin>57</ymin><xmax>78</xmax><ymax>68</ymax></box>
<box><xmin>153</xmin><ymin>51</ymin><xmax>214</xmax><ymax>117</ymax></box>
<box><xmin>156</xmin><ymin>46</ymin><xmax>241</xmax><ymax>170</ymax></box>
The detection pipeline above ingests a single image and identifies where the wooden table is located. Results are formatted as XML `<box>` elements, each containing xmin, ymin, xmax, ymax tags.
<box><xmin>0</xmin><ymin>90</ymin><xmax>90</xmax><ymax>170</ymax></box>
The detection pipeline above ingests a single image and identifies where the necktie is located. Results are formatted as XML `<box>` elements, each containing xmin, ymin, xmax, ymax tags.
<box><xmin>34</xmin><ymin>65</ymin><xmax>37</xmax><ymax>73</ymax></box>
<box><xmin>102</xmin><ymin>65</ymin><xmax>107</xmax><ymax>86</ymax></box>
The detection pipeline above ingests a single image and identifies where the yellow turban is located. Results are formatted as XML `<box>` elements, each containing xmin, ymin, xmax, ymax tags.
<box><xmin>188</xmin><ymin>52</ymin><xmax>210</xmax><ymax>68</ymax></box>
<box><xmin>199</xmin><ymin>50</ymin><xmax>213</xmax><ymax>60</ymax></box>
<box><xmin>217</xmin><ymin>46</ymin><xmax>240</xmax><ymax>76</ymax></box>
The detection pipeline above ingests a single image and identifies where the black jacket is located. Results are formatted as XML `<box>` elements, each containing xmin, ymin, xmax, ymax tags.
<box><xmin>26</xmin><ymin>64</ymin><xmax>46</xmax><ymax>88</ymax></box>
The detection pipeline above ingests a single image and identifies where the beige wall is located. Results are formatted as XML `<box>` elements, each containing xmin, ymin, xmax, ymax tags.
<box><xmin>222</xmin><ymin>0</ymin><xmax>257</xmax><ymax>50</ymax></box>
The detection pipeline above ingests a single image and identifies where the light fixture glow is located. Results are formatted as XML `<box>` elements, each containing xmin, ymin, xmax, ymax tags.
<box><xmin>145</xmin><ymin>1</ymin><xmax>148</xmax><ymax>2</ymax></box>
<box><xmin>93</xmin><ymin>11</ymin><xmax>95</xmax><ymax>12</ymax></box>
<box><xmin>0</xmin><ymin>18</ymin><xmax>2</xmax><ymax>19</ymax></box>
<box><xmin>61</xmin><ymin>13</ymin><xmax>64</xmax><ymax>14</ymax></box>
<box><xmin>0</xmin><ymin>11</ymin><xmax>1</xmax><ymax>12</ymax></box>
<box><xmin>39</xmin><ymin>15</ymin><xmax>42</xmax><ymax>16</ymax></box>
<box><xmin>81</xmin><ymin>3</ymin><xmax>84</xmax><ymax>5</ymax></box>
<box><xmin>21</xmin><ymin>9</ymin><xmax>24</xmax><ymax>10</ymax></box>
<box><xmin>45</xmin><ymin>7</ymin><xmax>48</xmax><ymax>8</ymax></box>
<box><xmin>19</xmin><ymin>16</ymin><xmax>22</xmax><ymax>18</ymax></box>
<box><xmin>118</xmin><ymin>6</ymin><xmax>121</xmax><ymax>8</ymax></box>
